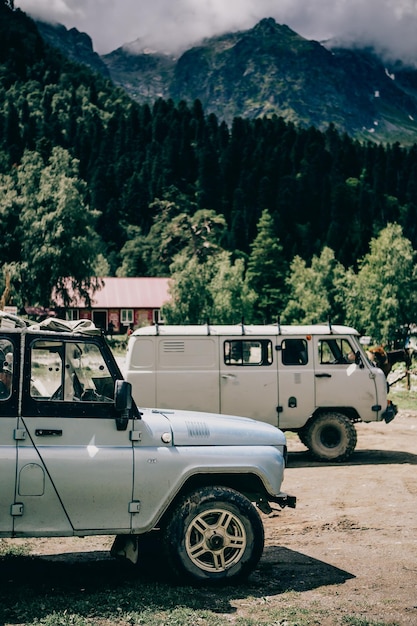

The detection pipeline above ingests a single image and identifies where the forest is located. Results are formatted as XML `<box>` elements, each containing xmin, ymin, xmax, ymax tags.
<box><xmin>1</xmin><ymin>2</ymin><xmax>417</xmax><ymax>344</ymax></box>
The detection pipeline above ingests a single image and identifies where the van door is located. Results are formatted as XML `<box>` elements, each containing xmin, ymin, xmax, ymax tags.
<box><xmin>313</xmin><ymin>336</ymin><xmax>379</xmax><ymax>419</ymax></box>
<box><xmin>276</xmin><ymin>337</ymin><xmax>316</xmax><ymax>429</ymax></box>
<box><xmin>0</xmin><ymin>335</ymin><xmax>19</xmax><ymax>534</ymax></box>
<box><xmin>17</xmin><ymin>335</ymin><xmax>134</xmax><ymax>535</ymax></box>
<box><xmin>219</xmin><ymin>337</ymin><xmax>278</xmax><ymax>425</ymax></box>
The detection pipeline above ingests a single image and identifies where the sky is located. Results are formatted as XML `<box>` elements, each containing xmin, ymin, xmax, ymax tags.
<box><xmin>14</xmin><ymin>0</ymin><xmax>417</xmax><ymax>65</ymax></box>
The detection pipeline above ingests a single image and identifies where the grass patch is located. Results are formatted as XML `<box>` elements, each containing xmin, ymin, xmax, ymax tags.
<box><xmin>389</xmin><ymin>388</ymin><xmax>417</xmax><ymax>411</ymax></box>
<box><xmin>33</xmin><ymin>614</ymin><xmax>90</xmax><ymax>626</ymax></box>
<box><xmin>0</xmin><ymin>538</ymin><xmax>32</xmax><ymax>557</ymax></box>
<box><xmin>0</xmin><ymin>549</ymin><xmax>401</xmax><ymax>626</ymax></box>
<box><xmin>342</xmin><ymin>617</ymin><xmax>399</xmax><ymax>626</ymax></box>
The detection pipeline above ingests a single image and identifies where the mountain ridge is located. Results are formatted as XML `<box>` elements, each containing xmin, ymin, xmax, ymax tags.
<box><xmin>35</xmin><ymin>16</ymin><xmax>417</xmax><ymax>144</ymax></box>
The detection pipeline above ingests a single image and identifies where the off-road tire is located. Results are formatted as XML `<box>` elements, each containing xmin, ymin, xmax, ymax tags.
<box><xmin>162</xmin><ymin>486</ymin><xmax>264</xmax><ymax>584</ymax></box>
<box><xmin>305</xmin><ymin>412</ymin><xmax>357</xmax><ymax>462</ymax></box>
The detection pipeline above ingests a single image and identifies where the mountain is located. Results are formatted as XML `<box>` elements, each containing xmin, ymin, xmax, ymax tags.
<box><xmin>35</xmin><ymin>17</ymin><xmax>417</xmax><ymax>144</ymax></box>
<box><xmin>35</xmin><ymin>19</ymin><xmax>110</xmax><ymax>78</ymax></box>
<box><xmin>102</xmin><ymin>42</ymin><xmax>176</xmax><ymax>103</ymax></box>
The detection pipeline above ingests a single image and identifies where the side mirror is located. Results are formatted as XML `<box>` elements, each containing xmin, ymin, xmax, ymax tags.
<box><xmin>355</xmin><ymin>351</ymin><xmax>364</xmax><ymax>368</ymax></box>
<box><xmin>114</xmin><ymin>380</ymin><xmax>132</xmax><ymax>431</ymax></box>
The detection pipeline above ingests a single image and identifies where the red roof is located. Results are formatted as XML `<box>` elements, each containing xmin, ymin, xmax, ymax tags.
<box><xmin>66</xmin><ymin>277</ymin><xmax>170</xmax><ymax>309</ymax></box>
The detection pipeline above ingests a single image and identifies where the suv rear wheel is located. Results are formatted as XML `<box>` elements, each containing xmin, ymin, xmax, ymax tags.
<box><xmin>305</xmin><ymin>412</ymin><xmax>357</xmax><ymax>462</ymax></box>
<box><xmin>162</xmin><ymin>486</ymin><xmax>264</xmax><ymax>584</ymax></box>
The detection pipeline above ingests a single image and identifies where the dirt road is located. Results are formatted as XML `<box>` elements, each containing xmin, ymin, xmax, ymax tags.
<box><xmin>259</xmin><ymin>409</ymin><xmax>417</xmax><ymax>625</ymax></box>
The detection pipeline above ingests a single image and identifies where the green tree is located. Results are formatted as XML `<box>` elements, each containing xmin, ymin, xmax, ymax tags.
<box><xmin>116</xmin><ymin>225</ymin><xmax>147</xmax><ymax>277</ymax></box>
<box><xmin>209</xmin><ymin>252</ymin><xmax>256</xmax><ymax>324</ymax></box>
<box><xmin>132</xmin><ymin>198</ymin><xmax>186</xmax><ymax>276</ymax></box>
<box><xmin>13</xmin><ymin>147</ymin><xmax>102</xmax><ymax>307</ymax></box>
<box><xmin>0</xmin><ymin>172</ymin><xmax>21</xmax><ymax>264</ymax></box>
<box><xmin>283</xmin><ymin>246</ymin><xmax>348</xmax><ymax>324</ymax></box>
<box><xmin>344</xmin><ymin>223</ymin><xmax>417</xmax><ymax>344</ymax></box>
<box><xmin>144</xmin><ymin>204</ymin><xmax>226</xmax><ymax>275</ymax></box>
<box><xmin>246</xmin><ymin>209</ymin><xmax>288</xmax><ymax>322</ymax></box>
<box><xmin>163</xmin><ymin>251</ymin><xmax>256</xmax><ymax>324</ymax></box>
<box><xmin>162</xmin><ymin>252</ymin><xmax>214</xmax><ymax>324</ymax></box>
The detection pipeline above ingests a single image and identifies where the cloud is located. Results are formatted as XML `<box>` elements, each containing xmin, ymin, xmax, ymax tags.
<box><xmin>14</xmin><ymin>0</ymin><xmax>417</xmax><ymax>64</ymax></box>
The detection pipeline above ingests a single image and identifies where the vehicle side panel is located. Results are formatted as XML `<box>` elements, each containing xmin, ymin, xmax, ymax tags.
<box><xmin>132</xmin><ymin>443</ymin><xmax>285</xmax><ymax>532</ymax></box>
<box><xmin>0</xmin><ymin>333</ymin><xmax>21</xmax><ymax>535</ymax></box>
<box><xmin>13</xmin><ymin>442</ymin><xmax>73</xmax><ymax>536</ymax></box>
<box><xmin>0</xmin><ymin>417</ymin><xmax>17</xmax><ymax>535</ymax></box>
<box><xmin>313</xmin><ymin>336</ymin><xmax>382</xmax><ymax>421</ymax></box>
<box><xmin>219</xmin><ymin>336</ymin><xmax>278</xmax><ymax>424</ymax></box>
<box><xmin>156</xmin><ymin>337</ymin><xmax>220</xmax><ymax>412</ymax></box>
<box><xmin>18</xmin><ymin>416</ymin><xmax>135</xmax><ymax>532</ymax></box>
<box><xmin>276</xmin><ymin>336</ymin><xmax>316</xmax><ymax>429</ymax></box>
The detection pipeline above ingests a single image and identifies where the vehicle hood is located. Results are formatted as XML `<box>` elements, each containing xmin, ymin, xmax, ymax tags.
<box><xmin>139</xmin><ymin>407</ymin><xmax>286</xmax><ymax>447</ymax></box>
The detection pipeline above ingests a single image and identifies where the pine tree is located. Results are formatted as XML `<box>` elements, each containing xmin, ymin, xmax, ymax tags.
<box><xmin>246</xmin><ymin>209</ymin><xmax>288</xmax><ymax>322</ymax></box>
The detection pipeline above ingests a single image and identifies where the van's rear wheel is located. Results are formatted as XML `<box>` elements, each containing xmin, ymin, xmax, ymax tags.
<box><xmin>305</xmin><ymin>412</ymin><xmax>357</xmax><ymax>462</ymax></box>
<box><xmin>162</xmin><ymin>486</ymin><xmax>264</xmax><ymax>584</ymax></box>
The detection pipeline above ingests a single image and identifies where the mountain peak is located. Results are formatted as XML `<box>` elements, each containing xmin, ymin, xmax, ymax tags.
<box><xmin>36</xmin><ymin>16</ymin><xmax>417</xmax><ymax>144</ymax></box>
<box><xmin>35</xmin><ymin>19</ymin><xmax>110</xmax><ymax>77</ymax></box>
<box><xmin>253</xmin><ymin>18</ymin><xmax>299</xmax><ymax>38</ymax></box>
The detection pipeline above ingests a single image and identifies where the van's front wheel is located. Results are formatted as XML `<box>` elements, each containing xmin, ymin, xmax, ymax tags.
<box><xmin>305</xmin><ymin>412</ymin><xmax>357</xmax><ymax>462</ymax></box>
<box><xmin>162</xmin><ymin>486</ymin><xmax>264</xmax><ymax>584</ymax></box>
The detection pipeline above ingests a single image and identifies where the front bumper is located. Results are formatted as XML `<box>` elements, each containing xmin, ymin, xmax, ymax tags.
<box><xmin>274</xmin><ymin>492</ymin><xmax>297</xmax><ymax>508</ymax></box>
<box><xmin>382</xmin><ymin>401</ymin><xmax>398</xmax><ymax>424</ymax></box>
<box><xmin>257</xmin><ymin>492</ymin><xmax>296</xmax><ymax>514</ymax></box>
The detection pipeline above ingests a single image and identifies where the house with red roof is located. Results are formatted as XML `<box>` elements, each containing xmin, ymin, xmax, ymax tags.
<box><xmin>61</xmin><ymin>277</ymin><xmax>170</xmax><ymax>334</ymax></box>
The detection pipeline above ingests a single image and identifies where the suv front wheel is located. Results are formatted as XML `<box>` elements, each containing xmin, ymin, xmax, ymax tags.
<box><xmin>162</xmin><ymin>486</ymin><xmax>264</xmax><ymax>584</ymax></box>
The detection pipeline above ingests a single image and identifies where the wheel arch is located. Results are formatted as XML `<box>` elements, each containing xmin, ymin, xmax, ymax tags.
<box><xmin>290</xmin><ymin>407</ymin><xmax>361</xmax><ymax>438</ymax></box>
<box><xmin>312</xmin><ymin>406</ymin><xmax>361</xmax><ymax>424</ymax></box>
<box><xmin>156</xmin><ymin>472</ymin><xmax>270</xmax><ymax>529</ymax></box>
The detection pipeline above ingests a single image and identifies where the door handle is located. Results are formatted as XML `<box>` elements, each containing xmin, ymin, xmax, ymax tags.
<box><xmin>315</xmin><ymin>373</ymin><xmax>332</xmax><ymax>378</ymax></box>
<box><xmin>221</xmin><ymin>374</ymin><xmax>236</xmax><ymax>379</ymax></box>
<box><xmin>35</xmin><ymin>429</ymin><xmax>63</xmax><ymax>437</ymax></box>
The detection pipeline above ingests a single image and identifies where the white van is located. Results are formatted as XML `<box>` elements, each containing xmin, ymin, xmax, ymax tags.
<box><xmin>125</xmin><ymin>323</ymin><xmax>397</xmax><ymax>462</ymax></box>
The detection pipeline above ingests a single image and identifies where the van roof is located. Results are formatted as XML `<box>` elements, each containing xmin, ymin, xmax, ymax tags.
<box><xmin>131</xmin><ymin>323</ymin><xmax>360</xmax><ymax>337</ymax></box>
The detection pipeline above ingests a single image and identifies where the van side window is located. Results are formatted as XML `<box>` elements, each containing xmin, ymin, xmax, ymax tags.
<box><xmin>224</xmin><ymin>340</ymin><xmax>273</xmax><ymax>366</ymax></box>
<box><xmin>319</xmin><ymin>339</ymin><xmax>355</xmax><ymax>365</ymax></box>
<box><xmin>0</xmin><ymin>339</ymin><xmax>13</xmax><ymax>401</ymax></box>
<box><xmin>281</xmin><ymin>339</ymin><xmax>308</xmax><ymax>365</ymax></box>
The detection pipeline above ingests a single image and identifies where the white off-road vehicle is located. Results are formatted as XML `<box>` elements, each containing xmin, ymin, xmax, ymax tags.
<box><xmin>0</xmin><ymin>312</ymin><xmax>295</xmax><ymax>584</ymax></box>
<box><xmin>125</xmin><ymin>323</ymin><xmax>398</xmax><ymax>462</ymax></box>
